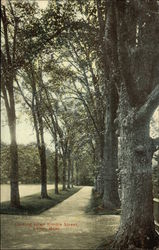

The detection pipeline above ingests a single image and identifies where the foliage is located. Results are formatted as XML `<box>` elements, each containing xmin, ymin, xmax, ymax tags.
<box><xmin>0</xmin><ymin>143</ymin><xmax>53</xmax><ymax>184</ymax></box>
<box><xmin>1</xmin><ymin>142</ymin><xmax>94</xmax><ymax>186</ymax></box>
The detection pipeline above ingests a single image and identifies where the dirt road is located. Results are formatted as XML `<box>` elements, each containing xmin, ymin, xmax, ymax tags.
<box><xmin>1</xmin><ymin>186</ymin><xmax>120</xmax><ymax>249</ymax></box>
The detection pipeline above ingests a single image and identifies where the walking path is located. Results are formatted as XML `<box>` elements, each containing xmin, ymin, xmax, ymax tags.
<box><xmin>1</xmin><ymin>187</ymin><xmax>120</xmax><ymax>249</ymax></box>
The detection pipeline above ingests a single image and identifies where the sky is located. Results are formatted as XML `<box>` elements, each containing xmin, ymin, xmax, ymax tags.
<box><xmin>1</xmin><ymin>104</ymin><xmax>159</xmax><ymax>148</ymax></box>
<box><xmin>1</xmin><ymin>0</ymin><xmax>51</xmax><ymax>147</ymax></box>
<box><xmin>1</xmin><ymin>108</ymin><xmax>53</xmax><ymax>148</ymax></box>
<box><xmin>1</xmin><ymin>0</ymin><xmax>49</xmax><ymax>9</ymax></box>
<box><xmin>37</xmin><ymin>0</ymin><xmax>48</xmax><ymax>9</ymax></box>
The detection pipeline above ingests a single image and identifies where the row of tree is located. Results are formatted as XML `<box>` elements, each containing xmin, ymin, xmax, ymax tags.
<box><xmin>1</xmin><ymin>0</ymin><xmax>96</xmax><ymax>201</ymax></box>
<box><xmin>1</xmin><ymin>142</ymin><xmax>94</xmax><ymax>186</ymax></box>
<box><xmin>1</xmin><ymin>0</ymin><xmax>159</xmax><ymax>249</ymax></box>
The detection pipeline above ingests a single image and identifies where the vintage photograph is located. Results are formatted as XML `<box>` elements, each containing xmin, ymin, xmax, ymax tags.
<box><xmin>1</xmin><ymin>0</ymin><xmax>159</xmax><ymax>249</ymax></box>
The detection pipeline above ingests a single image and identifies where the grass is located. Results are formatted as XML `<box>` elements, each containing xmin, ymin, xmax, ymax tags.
<box><xmin>86</xmin><ymin>189</ymin><xmax>120</xmax><ymax>249</ymax></box>
<box><xmin>0</xmin><ymin>187</ymin><xmax>81</xmax><ymax>215</ymax></box>
<box><xmin>86</xmin><ymin>189</ymin><xmax>121</xmax><ymax>215</ymax></box>
<box><xmin>96</xmin><ymin>235</ymin><xmax>116</xmax><ymax>250</ymax></box>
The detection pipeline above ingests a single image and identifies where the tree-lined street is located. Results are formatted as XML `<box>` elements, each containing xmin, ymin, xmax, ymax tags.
<box><xmin>1</xmin><ymin>0</ymin><xmax>159</xmax><ymax>249</ymax></box>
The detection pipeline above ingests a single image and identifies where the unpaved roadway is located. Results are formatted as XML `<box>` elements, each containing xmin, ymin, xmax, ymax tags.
<box><xmin>1</xmin><ymin>187</ymin><xmax>120</xmax><ymax>249</ymax></box>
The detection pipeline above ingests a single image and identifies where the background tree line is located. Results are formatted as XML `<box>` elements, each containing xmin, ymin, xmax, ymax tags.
<box><xmin>1</xmin><ymin>142</ymin><xmax>94</xmax><ymax>186</ymax></box>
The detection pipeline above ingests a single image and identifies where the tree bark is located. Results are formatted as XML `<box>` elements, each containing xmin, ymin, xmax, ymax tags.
<box><xmin>32</xmin><ymin>107</ymin><xmax>48</xmax><ymax>199</ymax></box>
<box><xmin>112</xmin><ymin>84</ymin><xmax>158</xmax><ymax>249</ymax></box>
<box><xmin>8</xmin><ymin>91</ymin><xmax>20</xmax><ymax>207</ymax></box>
<box><xmin>38</xmin><ymin>144</ymin><xmax>48</xmax><ymax>198</ymax></box>
<box><xmin>71</xmin><ymin>158</ymin><xmax>74</xmax><ymax>188</ymax></box>
<box><xmin>62</xmin><ymin>156</ymin><xmax>67</xmax><ymax>190</ymax></box>
<box><xmin>76</xmin><ymin>162</ymin><xmax>79</xmax><ymax>186</ymax></box>
<box><xmin>67</xmin><ymin>153</ymin><xmax>71</xmax><ymax>189</ymax></box>
<box><xmin>54</xmin><ymin>142</ymin><xmax>59</xmax><ymax>194</ymax></box>
<box><xmin>2</xmin><ymin>84</ymin><xmax>20</xmax><ymax>208</ymax></box>
<box><xmin>95</xmin><ymin>137</ymin><xmax>105</xmax><ymax>195</ymax></box>
<box><xmin>32</xmin><ymin>78</ymin><xmax>49</xmax><ymax>199</ymax></box>
<box><xmin>1</xmin><ymin>5</ymin><xmax>20</xmax><ymax>208</ymax></box>
<box><xmin>103</xmin><ymin>84</ymin><xmax>120</xmax><ymax>209</ymax></box>
<box><xmin>96</xmin><ymin>0</ymin><xmax>120</xmax><ymax>203</ymax></box>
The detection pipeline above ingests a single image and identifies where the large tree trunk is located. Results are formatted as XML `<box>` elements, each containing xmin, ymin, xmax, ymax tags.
<box><xmin>71</xmin><ymin>158</ymin><xmax>74</xmax><ymax>188</ymax></box>
<box><xmin>3</xmin><ymin>85</ymin><xmax>20</xmax><ymax>208</ymax></box>
<box><xmin>9</xmin><ymin>128</ymin><xmax>20</xmax><ymax>208</ymax></box>
<box><xmin>32</xmin><ymin>80</ymin><xmax>48</xmax><ymax>199</ymax></box>
<box><xmin>75</xmin><ymin>162</ymin><xmax>79</xmax><ymax>186</ymax></box>
<box><xmin>103</xmin><ymin>84</ymin><xmax>120</xmax><ymax>209</ymax></box>
<box><xmin>67</xmin><ymin>154</ymin><xmax>71</xmax><ymax>189</ymax></box>
<box><xmin>1</xmin><ymin>5</ymin><xmax>20</xmax><ymax>208</ymax></box>
<box><xmin>39</xmin><ymin>144</ymin><xmax>48</xmax><ymax>198</ymax></box>
<box><xmin>54</xmin><ymin>143</ymin><xmax>59</xmax><ymax>194</ymax></box>
<box><xmin>101</xmin><ymin>0</ymin><xmax>120</xmax><ymax>209</ymax></box>
<box><xmin>39</xmin><ymin>119</ymin><xmax>48</xmax><ymax>198</ymax></box>
<box><xmin>38</xmin><ymin>109</ymin><xmax>48</xmax><ymax>198</ymax></box>
<box><xmin>33</xmin><ymin>109</ymin><xmax>48</xmax><ymax>198</ymax></box>
<box><xmin>95</xmin><ymin>137</ymin><xmax>104</xmax><ymax>195</ymax></box>
<box><xmin>37</xmin><ymin>120</ymin><xmax>48</xmax><ymax>198</ymax></box>
<box><xmin>96</xmin><ymin>0</ymin><xmax>119</xmax><ymax>202</ymax></box>
<box><xmin>112</xmin><ymin>85</ymin><xmax>158</xmax><ymax>249</ymax></box>
<box><xmin>9</xmin><ymin>98</ymin><xmax>20</xmax><ymax>208</ymax></box>
<box><xmin>62</xmin><ymin>156</ymin><xmax>67</xmax><ymax>190</ymax></box>
<box><xmin>96</xmin><ymin>169</ymin><xmax>103</xmax><ymax>195</ymax></box>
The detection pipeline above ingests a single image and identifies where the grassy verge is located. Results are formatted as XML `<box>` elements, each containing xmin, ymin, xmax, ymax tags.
<box><xmin>0</xmin><ymin>187</ymin><xmax>81</xmax><ymax>215</ymax></box>
<box><xmin>86</xmin><ymin>189</ymin><xmax>121</xmax><ymax>215</ymax></box>
<box><xmin>96</xmin><ymin>235</ymin><xmax>115</xmax><ymax>250</ymax></box>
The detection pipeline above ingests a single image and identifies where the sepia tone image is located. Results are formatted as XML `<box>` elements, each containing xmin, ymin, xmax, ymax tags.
<box><xmin>1</xmin><ymin>0</ymin><xmax>159</xmax><ymax>249</ymax></box>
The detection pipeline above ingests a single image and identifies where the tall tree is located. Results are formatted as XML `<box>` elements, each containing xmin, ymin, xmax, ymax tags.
<box><xmin>96</xmin><ymin>0</ymin><xmax>120</xmax><ymax>207</ymax></box>
<box><xmin>104</xmin><ymin>1</ymin><xmax>159</xmax><ymax>248</ymax></box>
<box><xmin>40</xmin><ymin>73</ymin><xmax>60</xmax><ymax>195</ymax></box>
<box><xmin>1</xmin><ymin>2</ymin><xmax>21</xmax><ymax>207</ymax></box>
<box><xmin>17</xmin><ymin>63</ymin><xmax>49</xmax><ymax>198</ymax></box>
<box><xmin>1</xmin><ymin>0</ymin><xmax>42</xmax><ymax>207</ymax></box>
<box><xmin>63</xmin><ymin>0</ymin><xmax>120</xmax><ymax>205</ymax></box>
